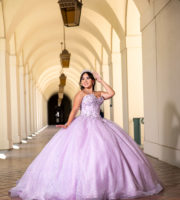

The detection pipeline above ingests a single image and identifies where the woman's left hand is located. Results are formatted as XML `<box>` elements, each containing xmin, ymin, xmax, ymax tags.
<box><xmin>56</xmin><ymin>124</ymin><xmax>68</xmax><ymax>129</ymax></box>
<box><xmin>93</xmin><ymin>72</ymin><xmax>102</xmax><ymax>83</ymax></box>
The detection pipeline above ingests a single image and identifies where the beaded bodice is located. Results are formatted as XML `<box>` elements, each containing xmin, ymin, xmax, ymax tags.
<box><xmin>80</xmin><ymin>94</ymin><xmax>104</xmax><ymax>118</ymax></box>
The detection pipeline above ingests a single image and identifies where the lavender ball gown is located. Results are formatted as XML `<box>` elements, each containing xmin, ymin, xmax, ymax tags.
<box><xmin>10</xmin><ymin>94</ymin><xmax>163</xmax><ymax>200</ymax></box>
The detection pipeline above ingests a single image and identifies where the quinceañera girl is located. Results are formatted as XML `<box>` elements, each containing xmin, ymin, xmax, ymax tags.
<box><xmin>10</xmin><ymin>71</ymin><xmax>163</xmax><ymax>200</ymax></box>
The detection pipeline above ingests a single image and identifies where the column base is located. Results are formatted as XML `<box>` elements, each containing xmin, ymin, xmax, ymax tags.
<box><xmin>0</xmin><ymin>138</ymin><xmax>11</xmax><ymax>150</ymax></box>
<box><xmin>144</xmin><ymin>140</ymin><xmax>180</xmax><ymax>168</ymax></box>
<box><xmin>13</xmin><ymin>135</ymin><xmax>21</xmax><ymax>143</ymax></box>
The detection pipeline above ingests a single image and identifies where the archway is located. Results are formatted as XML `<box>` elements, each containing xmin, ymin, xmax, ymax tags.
<box><xmin>48</xmin><ymin>93</ymin><xmax>71</xmax><ymax>125</ymax></box>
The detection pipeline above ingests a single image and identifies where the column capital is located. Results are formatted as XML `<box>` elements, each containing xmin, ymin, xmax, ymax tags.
<box><xmin>111</xmin><ymin>51</ymin><xmax>121</xmax><ymax>56</ymax></box>
<box><xmin>111</xmin><ymin>51</ymin><xmax>121</xmax><ymax>65</ymax></box>
<box><xmin>120</xmin><ymin>35</ymin><xmax>142</xmax><ymax>52</ymax></box>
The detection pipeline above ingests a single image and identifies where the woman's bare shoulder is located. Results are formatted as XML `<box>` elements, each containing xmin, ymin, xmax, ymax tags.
<box><xmin>74</xmin><ymin>91</ymin><xmax>85</xmax><ymax>99</ymax></box>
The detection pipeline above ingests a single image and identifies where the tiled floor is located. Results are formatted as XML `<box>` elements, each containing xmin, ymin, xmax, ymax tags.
<box><xmin>0</xmin><ymin>126</ymin><xmax>180</xmax><ymax>200</ymax></box>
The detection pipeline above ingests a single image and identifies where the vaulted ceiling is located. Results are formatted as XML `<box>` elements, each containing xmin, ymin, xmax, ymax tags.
<box><xmin>2</xmin><ymin>0</ymin><xmax>147</xmax><ymax>99</ymax></box>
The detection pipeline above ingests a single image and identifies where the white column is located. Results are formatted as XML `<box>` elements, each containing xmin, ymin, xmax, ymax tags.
<box><xmin>111</xmin><ymin>52</ymin><xmax>123</xmax><ymax>127</ymax></box>
<box><xmin>102</xmin><ymin>64</ymin><xmax>111</xmax><ymax>120</ymax></box>
<box><xmin>9</xmin><ymin>35</ymin><xmax>20</xmax><ymax>143</ymax></box>
<box><xmin>39</xmin><ymin>89</ymin><xmax>44</xmax><ymax>129</ymax></box>
<box><xmin>33</xmin><ymin>81</ymin><xmax>37</xmax><ymax>132</ymax></box>
<box><xmin>108</xmin><ymin>62</ymin><xmax>114</xmax><ymax>121</ymax></box>
<box><xmin>0</xmin><ymin>2</ymin><xmax>12</xmax><ymax>149</ymax></box>
<box><xmin>94</xmin><ymin>59</ymin><xmax>101</xmax><ymax>91</ymax></box>
<box><xmin>39</xmin><ymin>90</ymin><xmax>43</xmax><ymax>129</ymax></box>
<box><xmin>36</xmin><ymin>88</ymin><xmax>41</xmax><ymax>130</ymax></box>
<box><xmin>111</xmin><ymin>28</ymin><xmax>123</xmax><ymax>127</ymax></box>
<box><xmin>121</xmin><ymin>35</ymin><xmax>144</xmax><ymax>137</ymax></box>
<box><xmin>101</xmin><ymin>47</ymin><xmax>111</xmax><ymax>120</ymax></box>
<box><xmin>0</xmin><ymin>38</ymin><xmax>11</xmax><ymax>149</ymax></box>
<box><xmin>29</xmin><ymin>73</ymin><xmax>34</xmax><ymax>133</ymax></box>
<box><xmin>25</xmin><ymin>65</ymin><xmax>31</xmax><ymax>136</ymax></box>
<box><xmin>120</xmin><ymin>47</ymin><xmax>129</xmax><ymax>133</ymax></box>
<box><xmin>36</xmin><ymin>87</ymin><xmax>38</xmax><ymax>131</ymax></box>
<box><xmin>18</xmin><ymin>57</ymin><xmax>26</xmax><ymax>139</ymax></box>
<box><xmin>42</xmin><ymin>96</ymin><xmax>47</xmax><ymax>127</ymax></box>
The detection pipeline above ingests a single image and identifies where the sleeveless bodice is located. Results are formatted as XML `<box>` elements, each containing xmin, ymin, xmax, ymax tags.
<box><xmin>80</xmin><ymin>94</ymin><xmax>104</xmax><ymax>118</ymax></box>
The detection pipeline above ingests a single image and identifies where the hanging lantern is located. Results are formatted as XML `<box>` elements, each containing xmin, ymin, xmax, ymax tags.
<box><xmin>58</xmin><ymin>0</ymin><xmax>83</xmax><ymax>27</ymax></box>
<box><xmin>59</xmin><ymin>73</ymin><xmax>66</xmax><ymax>86</ymax></box>
<box><xmin>60</xmin><ymin>49</ymin><xmax>71</xmax><ymax>68</ymax></box>
<box><xmin>59</xmin><ymin>26</ymin><xmax>71</xmax><ymax>68</ymax></box>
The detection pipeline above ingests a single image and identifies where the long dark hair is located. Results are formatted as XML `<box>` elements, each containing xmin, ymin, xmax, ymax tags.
<box><xmin>79</xmin><ymin>71</ymin><xmax>96</xmax><ymax>91</ymax></box>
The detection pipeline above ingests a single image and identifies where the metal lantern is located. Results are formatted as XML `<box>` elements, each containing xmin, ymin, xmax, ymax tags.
<box><xmin>60</xmin><ymin>49</ymin><xmax>71</xmax><ymax>68</ymax></box>
<box><xmin>59</xmin><ymin>73</ymin><xmax>66</xmax><ymax>86</ymax></box>
<box><xmin>58</xmin><ymin>0</ymin><xmax>83</xmax><ymax>27</ymax></box>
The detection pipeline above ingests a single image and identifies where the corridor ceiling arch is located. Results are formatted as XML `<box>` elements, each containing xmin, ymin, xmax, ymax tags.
<box><xmin>38</xmin><ymin>66</ymin><xmax>80</xmax><ymax>90</ymax></box>
<box><xmin>2</xmin><ymin>0</ymin><xmax>142</xmax><ymax>105</ymax></box>
<box><xmin>29</xmin><ymin>37</ymin><xmax>99</xmax><ymax>72</ymax></box>
<box><xmin>84</xmin><ymin>0</ymin><xmax>125</xmax><ymax>40</ymax></box>
<box><xmin>34</xmin><ymin>57</ymin><xmax>85</xmax><ymax>81</ymax></box>
<box><xmin>31</xmin><ymin>48</ymin><xmax>96</xmax><ymax>81</ymax></box>
<box><xmin>18</xmin><ymin>19</ymin><xmax>104</xmax><ymax>62</ymax></box>
<box><xmin>5</xmin><ymin>0</ymin><xmax>60</xmax><ymax>39</ymax></box>
<box><xmin>17</xmin><ymin>14</ymin><xmax>106</xmax><ymax>60</ymax></box>
<box><xmin>5</xmin><ymin>0</ymin><xmax>125</xmax><ymax>41</ymax></box>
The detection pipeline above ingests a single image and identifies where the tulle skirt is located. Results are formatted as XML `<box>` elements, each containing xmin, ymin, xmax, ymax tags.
<box><xmin>10</xmin><ymin>115</ymin><xmax>163</xmax><ymax>200</ymax></box>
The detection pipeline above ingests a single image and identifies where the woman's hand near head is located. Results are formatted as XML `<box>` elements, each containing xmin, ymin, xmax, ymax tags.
<box><xmin>93</xmin><ymin>71</ymin><xmax>115</xmax><ymax>100</ymax></box>
<box><xmin>93</xmin><ymin>72</ymin><xmax>102</xmax><ymax>83</ymax></box>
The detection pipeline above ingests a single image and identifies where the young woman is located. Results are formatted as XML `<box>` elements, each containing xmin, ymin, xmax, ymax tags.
<box><xmin>10</xmin><ymin>70</ymin><xmax>163</xmax><ymax>200</ymax></box>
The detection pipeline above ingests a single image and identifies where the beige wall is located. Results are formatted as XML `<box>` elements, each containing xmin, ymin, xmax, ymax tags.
<box><xmin>141</xmin><ymin>0</ymin><xmax>180</xmax><ymax>167</ymax></box>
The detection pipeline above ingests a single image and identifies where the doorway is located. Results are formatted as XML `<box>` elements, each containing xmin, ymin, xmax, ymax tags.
<box><xmin>48</xmin><ymin>93</ymin><xmax>72</xmax><ymax>125</ymax></box>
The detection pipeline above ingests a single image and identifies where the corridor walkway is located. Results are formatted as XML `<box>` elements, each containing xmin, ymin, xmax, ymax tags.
<box><xmin>0</xmin><ymin>126</ymin><xmax>180</xmax><ymax>200</ymax></box>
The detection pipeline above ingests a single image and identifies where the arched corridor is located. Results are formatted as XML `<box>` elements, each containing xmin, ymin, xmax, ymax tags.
<box><xmin>0</xmin><ymin>0</ymin><xmax>180</xmax><ymax>199</ymax></box>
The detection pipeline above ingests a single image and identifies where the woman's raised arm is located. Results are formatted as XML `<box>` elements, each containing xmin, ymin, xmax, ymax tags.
<box><xmin>93</xmin><ymin>72</ymin><xmax>115</xmax><ymax>99</ymax></box>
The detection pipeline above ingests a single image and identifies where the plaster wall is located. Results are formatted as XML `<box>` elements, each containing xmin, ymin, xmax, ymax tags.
<box><xmin>142</xmin><ymin>0</ymin><xmax>180</xmax><ymax>167</ymax></box>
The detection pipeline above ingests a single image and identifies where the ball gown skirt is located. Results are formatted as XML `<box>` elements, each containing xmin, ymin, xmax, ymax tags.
<box><xmin>10</xmin><ymin>94</ymin><xmax>163</xmax><ymax>200</ymax></box>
